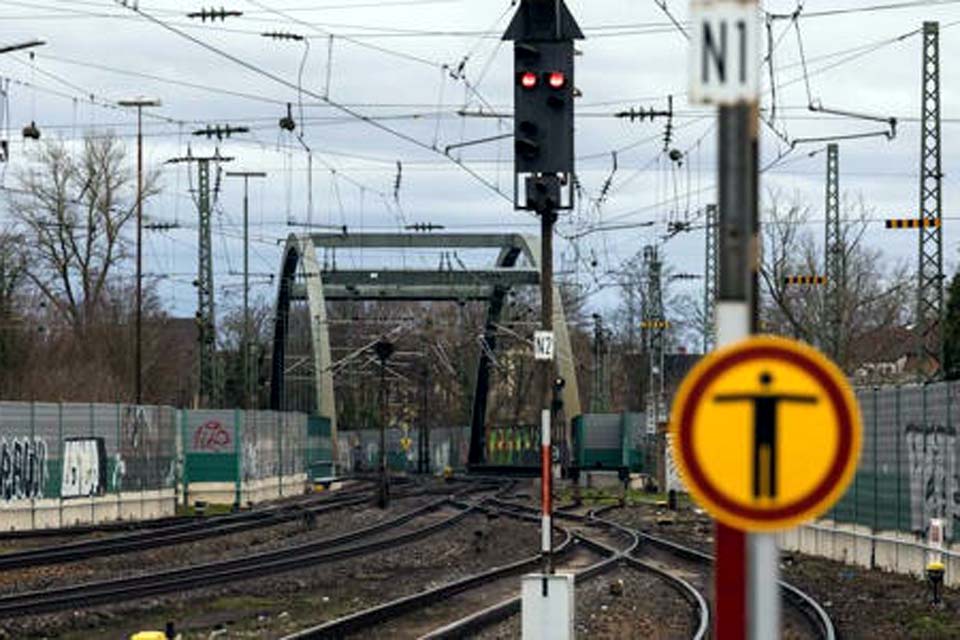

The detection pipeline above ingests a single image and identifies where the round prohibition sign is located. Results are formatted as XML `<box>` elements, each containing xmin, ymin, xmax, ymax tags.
<box><xmin>669</xmin><ymin>336</ymin><xmax>862</xmax><ymax>532</ymax></box>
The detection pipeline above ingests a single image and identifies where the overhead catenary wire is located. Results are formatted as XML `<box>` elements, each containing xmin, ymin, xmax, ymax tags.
<box><xmin>111</xmin><ymin>0</ymin><xmax>513</xmax><ymax>204</ymax></box>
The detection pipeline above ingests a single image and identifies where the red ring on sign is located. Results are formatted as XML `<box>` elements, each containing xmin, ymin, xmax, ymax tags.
<box><xmin>677</xmin><ymin>344</ymin><xmax>854</xmax><ymax>522</ymax></box>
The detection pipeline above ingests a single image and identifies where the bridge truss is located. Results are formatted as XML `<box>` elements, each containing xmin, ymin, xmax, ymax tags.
<box><xmin>269</xmin><ymin>232</ymin><xmax>582</xmax><ymax>467</ymax></box>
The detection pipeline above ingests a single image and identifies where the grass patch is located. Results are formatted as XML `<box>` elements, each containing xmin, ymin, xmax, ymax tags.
<box><xmin>175</xmin><ymin>503</ymin><xmax>236</xmax><ymax>517</ymax></box>
<box><xmin>906</xmin><ymin>612</ymin><xmax>960</xmax><ymax>639</ymax></box>
<box><xmin>557</xmin><ymin>487</ymin><xmax>692</xmax><ymax>507</ymax></box>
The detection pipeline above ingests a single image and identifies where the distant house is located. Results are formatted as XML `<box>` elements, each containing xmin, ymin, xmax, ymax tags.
<box><xmin>849</xmin><ymin>326</ymin><xmax>936</xmax><ymax>384</ymax></box>
<box><xmin>664</xmin><ymin>350</ymin><xmax>701</xmax><ymax>393</ymax></box>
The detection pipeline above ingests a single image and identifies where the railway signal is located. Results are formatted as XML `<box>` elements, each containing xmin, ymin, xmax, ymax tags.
<box><xmin>506</xmin><ymin>0</ymin><xmax>582</xmax><ymax>210</ymax></box>
<box><xmin>507</xmin><ymin>2</ymin><xmax>582</xmax><ymax>637</ymax></box>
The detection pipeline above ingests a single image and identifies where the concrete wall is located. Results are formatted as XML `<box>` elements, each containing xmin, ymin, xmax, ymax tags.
<box><xmin>0</xmin><ymin>489</ymin><xmax>176</xmax><ymax>531</ymax></box>
<box><xmin>184</xmin><ymin>473</ymin><xmax>308</xmax><ymax>507</ymax></box>
<box><xmin>780</xmin><ymin>520</ymin><xmax>960</xmax><ymax>587</ymax></box>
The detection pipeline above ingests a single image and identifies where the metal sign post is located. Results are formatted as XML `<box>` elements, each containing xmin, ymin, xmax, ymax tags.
<box><xmin>689</xmin><ymin>0</ymin><xmax>762</xmax><ymax>637</ymax></box>
<box><xmin>681</xmin><ymin>9</ymin><xmax>863</xmax><ymax>640</ymax></box>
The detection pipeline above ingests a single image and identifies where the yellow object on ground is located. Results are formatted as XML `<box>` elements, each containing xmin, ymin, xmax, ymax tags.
<box><xmin>130</xmin><ymin>632</ymin><xmax>167</xmax><ymax>640</ymax></box>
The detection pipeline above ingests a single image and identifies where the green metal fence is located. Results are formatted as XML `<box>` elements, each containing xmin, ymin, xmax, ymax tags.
<box><xmin>831</xmin><ymin>383</ymin><xmax>959</xmax><ymax>542</ymax></box>
<box><xmin>573</xmin><ymin>413</ymin><xmax>648</xmax><ymax>473</ymax></box>
<box><xmin>182</xmin><ymin>409</ymin><xmax>309</xmax><ymax>506</ymax></box>
<box><xmin>0</xmin><ymin>402</ymin><xmax>317</xmax><ymax>528</ymax></box>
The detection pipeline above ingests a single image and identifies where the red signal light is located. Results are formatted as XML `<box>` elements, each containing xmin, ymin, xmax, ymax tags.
<box><xmin>548</xmin><ymin>71</ymin><xmax>566</xmax><ymax>90</ymax></box>
<box><xmin>520</xmin><ymin>71</ymin><xmax>538</xmax><ymax>90</ymax></box>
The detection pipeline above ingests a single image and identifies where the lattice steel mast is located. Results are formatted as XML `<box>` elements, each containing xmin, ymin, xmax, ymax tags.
<box><xmin>824</xmin><ymin>144</ymin><xmax>844</xmax><ymax>364</ymax></box>
<box><xmin>643</xmin><ymin>245</ymin><xmax>665</xmax><ymax>431</ymax></box>
<box><xmin>704</xmin><ymin>204</ymin><xmax>719</xmax><ymax>353</ymax></box>
<box><xmin>591</xmin><ymin>314</ymin><xmax>609</xmax><ymax>413</ymax></box>
<box><xmin>917</xmin><ymin>21</ymin><xmax>944</xmax><ymax>378</ymax></box>
<box><xmin>167</xmin><ymin>149</ymin><xmax>234</xmax><ymax>407</ymax></box>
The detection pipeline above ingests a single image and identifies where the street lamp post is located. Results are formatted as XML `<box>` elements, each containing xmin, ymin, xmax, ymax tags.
<box><xmin>118</xmin><ymin>97</ymin><xmax>162</xmax><ymax>406</ymax></box>
<box><xmin>225</xmin><ymin>171</ymin><xmax>267</xmax><ymax>409</ymax></box>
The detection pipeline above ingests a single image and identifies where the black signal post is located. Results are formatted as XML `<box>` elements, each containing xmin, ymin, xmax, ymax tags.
<box><xmin>375</xmin><ymin>338</ymin><xmax>395</xmax><ymax>509</ymax></box>
<box><xmin>504</xmin><ymin>0</ymin><xmax>583</xmax><ymax>577</ymax></box>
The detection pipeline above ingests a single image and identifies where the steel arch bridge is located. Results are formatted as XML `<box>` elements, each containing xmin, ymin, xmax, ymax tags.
<box><xmin>269</xmin><ymin>232</ymin><xmax>582</xmax><ymax>467</ymax></box>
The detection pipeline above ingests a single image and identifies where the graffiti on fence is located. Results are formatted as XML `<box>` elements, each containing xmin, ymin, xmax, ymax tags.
<box><xmin>0</xmin><ymin>437</ymin><xmax>47</xmax><ymax>501</ymax></box>
<box><xmin>116</xmin><ymin>406</ymin><xmax>155</xmax><ymax>490</ymax></box>
<box><xmin>485</xmin><ymin>426</ymin><xmax>538</xmax><ymax>465</ymax></box>
<box><xmin>906</xmin><ymin>423</ymin><xmax>959</xmax><ymax>538</ymax></box>
<box><xmin>61</xmin><ymin>438</ymin><xmax>106</xmax><ymax>498</ymax></box>
<box><xmin>193</xmin><ymin>420</ymin><xmax>233</xmax><ymax>453</ymax></box>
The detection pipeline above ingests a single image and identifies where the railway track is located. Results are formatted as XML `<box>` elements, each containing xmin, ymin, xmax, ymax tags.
<box><xmin>0</xmin><ymin>491</ymin><xmax>369</xmax><ymax>570</ymax></box>
<box><xmin>419</xmin><ymin>500</ymin><xmax>708</xmax><ymax>640</ymax></box>
<box><xmin>286</xmin><ymin>497</ymin><xmax>708</xmax><ymax>639</ymax></box>
<box><xmin>592</xmin><ymin>504</ymin><xmax>836</xmax><ymax>640</ymax></box>
<box><xmin>0</xmin><ymin>477</ymin><xmax>479</xmax><ymax>571</ymax></box>
<box><xmin>0</xmin><ymin>483</ymin><xmax>505</xmax><ymax>619</ymax></box>
<box><xmin>0</xmin><ymin>478</ymin><xmax>381</xmax><ymax>542</ymax></box>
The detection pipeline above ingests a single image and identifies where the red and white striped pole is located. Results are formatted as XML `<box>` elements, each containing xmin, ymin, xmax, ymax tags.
<box><xmin>541</xmin><ymin>408</ymin><xmax>553</xmax><ymax>570</ymax></box>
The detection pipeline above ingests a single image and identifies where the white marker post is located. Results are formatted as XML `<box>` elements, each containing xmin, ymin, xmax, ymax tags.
<box><xmin>534</xmin><ymin>331</ymin><xmax>555</xmax><ymax>571</ymax></box>
<box><xmin>689</xmin><ymin>1</ymin><xmax>769</xmax><ymax>638</ymax></box>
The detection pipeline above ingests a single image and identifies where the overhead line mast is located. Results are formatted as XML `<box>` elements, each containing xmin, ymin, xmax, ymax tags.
<box><xmin>917</xmin><ymin>21</ymin><xmax>944</xmax><ymax>379</ymax></box>
<box><xmin>824</xmin><ymin>143</ymin><xmax>844</xmax><ymax>365</ymax></box>
<box><xmin>167</xmin><ymin>149</ymin><xmax>235</xmax><ymax>408</ymax></box>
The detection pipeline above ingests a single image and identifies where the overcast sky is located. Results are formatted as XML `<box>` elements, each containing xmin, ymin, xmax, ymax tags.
<box><xmin>0</xmin><ymin>0</ymin><xmax>958</xmax><ymax>342</ymax></box>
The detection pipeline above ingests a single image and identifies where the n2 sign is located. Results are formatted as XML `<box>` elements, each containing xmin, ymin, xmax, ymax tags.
<box><xmin>689</xmin><ymin>0</ymin><xmax>761</xmax><ymax>105</ymax></box>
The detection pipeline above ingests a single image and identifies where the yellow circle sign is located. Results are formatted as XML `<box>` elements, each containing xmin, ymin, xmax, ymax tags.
<box><xmin>670</xmin><ymin>336</ymin><xmax>862</xmax><ymax>532</ymax></box>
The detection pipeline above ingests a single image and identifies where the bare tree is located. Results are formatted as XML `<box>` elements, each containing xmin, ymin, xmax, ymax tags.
<box><xmin>760</xmin><ymin>189</ymin><xmax>913</xmax><ymax>374</ymax></box>
<box><xmin>672</xmin><ymin>292</ymin><xmax>710</xmax><ymax>352</ymax></box>
<box><xmin>7</xmin><ymin>133</ymin><xmax>160</xmax><ymax>331</ymax></box>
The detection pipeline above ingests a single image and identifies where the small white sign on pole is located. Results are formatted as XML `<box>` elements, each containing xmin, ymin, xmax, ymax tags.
<box><xmin>689</xmin><ymin>0</ymin><xmax>761</xmax><ymax>105</ymax></box>
<box><xmin>521</xmin><ymin>573</ymin><xmax>575</xmax><ymax>640</ymax></box>
<box><xmin>929</xmin><ymin>518</ymin><xmax>945</xmax><ymax>565</ymax></box>
<box><xmin>534</xmin><ymin>330</ymin><xmax>556</xmax><ymax>361</ymax></box>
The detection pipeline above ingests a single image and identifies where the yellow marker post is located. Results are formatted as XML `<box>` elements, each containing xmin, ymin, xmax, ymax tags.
<box><xmin>670</xmin><ymin>335</ymin><xmax>862</xmax><ymax>532</ymax></box>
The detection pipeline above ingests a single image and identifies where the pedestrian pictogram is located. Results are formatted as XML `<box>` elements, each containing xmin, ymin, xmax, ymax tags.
<box><xmin>670</xmin><ymin>335</ymin><xmax>861</xmax><ymax>532</ymax></box>
<box><xmin>715</xmin><ymin>372</ymin><xmax>817</xmax><ymax>500</ymax></box>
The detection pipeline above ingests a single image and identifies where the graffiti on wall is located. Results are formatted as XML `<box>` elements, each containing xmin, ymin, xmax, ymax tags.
<box><xmin>193</xmin><ymin>420</ymin><xmax>232</xmax><ymax>453</ymax></box>
<box><xmin>906</xmin><ymin>423</ymin><xmax>959</xmax><ymax>538</ymax></box>
<box><xmin>116</xmin><ymin>406</ymin><xmax>155</xmax><ymax>491</ymax></box>
<box><xmin>0</xmin><ymin>437</ymin><xmax>47</xmax><ymax>501</ymax></box>
<box><xmin>61</xmin><ymin>438</ymin><xmax>107</xmax><ymax>499</ymax></box>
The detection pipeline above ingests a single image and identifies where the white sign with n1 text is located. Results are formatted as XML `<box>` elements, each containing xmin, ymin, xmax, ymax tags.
<box><xmin>534</xmin><ymin>330</ymin><xmax>555</xmax><ymax>361</ymax></box>
<box><xmin>689</xmin><ymin>0</ymin><xmax>761</xmax><ymax>105</ymax></box>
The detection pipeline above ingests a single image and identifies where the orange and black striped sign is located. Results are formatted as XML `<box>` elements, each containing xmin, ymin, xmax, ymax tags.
<box><xmin>784</xmin><ymin>276</ymin><xmax>827</xmax><ymax>286</ymax></box>
<box><xmin>641</xmin><ymin>320</ymin><xmax>671</xmax><ymax>330</ymax></box>
<box><xmin>885</xmin><ymin>218</ymin><xmax>941</xmax><ymax>229</ymax></box>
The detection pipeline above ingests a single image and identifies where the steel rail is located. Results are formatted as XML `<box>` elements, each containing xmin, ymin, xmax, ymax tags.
<box><xmin>0</xmin><ymin>496</ymin><xmax>479</xmax><ymax>619</ymax></box>
<box><xmin>418</xmin><ymin>499</ymin><xmax>709</xmax><ymax>640</ymax></box>
<box><xmin>612</xmin><ymin>514</ymin><xmax>836</xmax><ymax>640</ymax></box>
<box><xmin>0</xmin><ymin>478</ymin><xmax>481</xmax><ymax>569</ymax></box>
<box><xmin>0</xmin><ymin>493</ymin><xmax>372</xmax><ymax>570</ymax></box>
<box><xmin>282</xmin><ymin>505</ymin><xmax>576</xmax><ymax>639</ymax></box>
<box><xmin>0</xmin><ymin>477</ymin><xmax>383</xmax><ymax>541</ymax></box>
